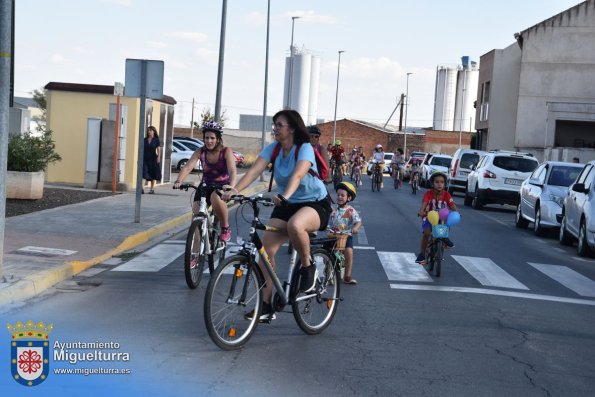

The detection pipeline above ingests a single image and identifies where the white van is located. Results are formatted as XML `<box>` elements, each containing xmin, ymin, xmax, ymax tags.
<box><xmin>447</xmin><ymin>148</ymin><xmax>486</xmax><ymax>194</ymax></box>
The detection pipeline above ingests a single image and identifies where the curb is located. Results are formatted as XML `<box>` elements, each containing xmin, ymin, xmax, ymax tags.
<box><xmin>0</xmin><ymin>180</ymin><xmax>272</xmax><ymax>306</ymax></box>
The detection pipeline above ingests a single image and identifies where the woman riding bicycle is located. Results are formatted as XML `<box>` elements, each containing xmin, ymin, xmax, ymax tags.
<box><xmin>222</xmin><ymin>110</ymin><xmax>331</xmax><ymax>320</ymax></box>
<box><xmin>174</xmin><ymin>121</ymin><xmax>237</xmax><ymax>242</ymax></box>
<box><xmin>371</xmin><ymin>144</ymin><xmax>385</xmax><ymax>189</ymax></box>
<box><xmin>391</xmin><ymin>148</ymin><xmax>405</xmax><ymax>187</ymax></box>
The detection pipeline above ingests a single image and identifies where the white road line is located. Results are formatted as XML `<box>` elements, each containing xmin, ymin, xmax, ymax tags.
<box><xmin>553</xmin><ymin>247</ymin><xmax>567</xmax><ymax>254</ymax></box>
<box><xmin>529</xmin><ymin>263</ymin><xmax>595</xmax><ymax>298</ymax></box>
<box><xmin>112</xmin><ymin>244</ymin><xmax>183</xmax><ymax>272</ymax></box>
<box><xmin>16</xmin><ymin>246</ymin><xmax>77</xmax><ymax>256</ymax></box>
<box><xmin>451</xmin><ymin>255</ymin><xmax>529</xmax><ymax>290</ymax></box>
<box><xmin>389</xmin><ymin>284</ymin><xmax>595</xmax><ymax>307</ymax></box>
<box><xmin>573</xmin><ymin>257</ymin><xmax>593</xmax><ymax>263</ymax></box>
<box><xmin>354</xmin><ymin>246</ymin><xmax>375</xmax><ymax>250</ymax></box>
<box><xmin>377</xmin><ymin>252</ymin><xmax>433</xmax><ymax>282</ymax></box>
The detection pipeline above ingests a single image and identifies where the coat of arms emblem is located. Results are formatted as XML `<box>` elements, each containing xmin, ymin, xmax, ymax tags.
<box><xmin>7</xmin><ymin>320</ymin><xmax>53</xmax><ymax>386</ymax></box>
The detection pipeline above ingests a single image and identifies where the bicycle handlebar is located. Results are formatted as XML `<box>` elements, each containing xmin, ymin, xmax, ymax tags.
<box><xmin>229</xmin><ymin>194</ymin><xmax>274</xmax><ymax>206</ymax></box>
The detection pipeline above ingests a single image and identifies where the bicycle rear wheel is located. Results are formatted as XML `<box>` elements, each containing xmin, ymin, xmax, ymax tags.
<box><xmin>291</xmin><ymin>249</ymin><xmax>339</xmax><ymax>335</ymax></box>
<box><xmin>204</xmin><ymin>255</ymin><xmax>263</xmax><ymax>350</ymax></box>
<box><xmin>184</xmin><ymin>219</ymin><xmax>206</xmax><ymax>289</ymax></box>
<box><xmin>208</xmin><ymin>217</ymin><xmax>226</xmax><ymax>273</ymax></box>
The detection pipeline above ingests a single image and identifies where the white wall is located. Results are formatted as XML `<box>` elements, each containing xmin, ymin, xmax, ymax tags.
<box><xmin>515</xmin><ymin>1</ymin><xmax>595</xmax><ymax>148</ymax></box>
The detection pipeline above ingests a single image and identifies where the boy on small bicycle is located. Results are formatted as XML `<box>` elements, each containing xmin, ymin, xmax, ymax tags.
<box><xmin>328</xmin><ymin>182</ymin><xmax>362</xmax><ymax>284</ymax></box>
<box><xmin>415</xmin><ymin>172</ymin><xmax>457</xmax><ymax>264</ymax></box>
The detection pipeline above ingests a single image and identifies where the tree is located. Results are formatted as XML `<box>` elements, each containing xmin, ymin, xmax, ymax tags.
<box><xmin>31</xmin><ymin>88</ymin><xmax>48</xmax><ymax>132</ymax></box>
<box><xmin>193</xmin><ymin>106</ymin><xmax>228</xmax><ymax>129</ymax></box>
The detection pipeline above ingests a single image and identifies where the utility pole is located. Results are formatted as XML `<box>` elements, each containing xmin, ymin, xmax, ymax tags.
<box><xmin>286</xmin><ymin>16</ymin><xmax>300</xmax><ymax>109</ymax></box>
<box><xmin>403</xmin><ymin>72</ymin><xmax>412</xmax><ymax>158</ymax></box>
<box><xmin>332</xmin><ymin>50</ymin><xmax>345</xmax><ymax>145</ymax></box>
<box><xmin>398</xmin><ymin>93</ymin><xmax>405</xmax><ymax>131</ymax></box>
<box><xmin>190</xmin><ymin>97</ymin><xmax>195</xmax><ymax>138</ymax></box>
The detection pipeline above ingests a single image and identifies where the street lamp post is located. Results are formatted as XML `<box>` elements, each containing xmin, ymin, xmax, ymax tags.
<box><xmin>259</xmin><ymin>0</ymin><xmax>271</xmax><ymax>182</ymax></box>
<box><xmin>332</xmin><ymin>50</ymin><xmax>345</xmax><ymax>145</ymax></box>
<box><xmin>403</xmin><ymin>72</ymin><xmax>412</xmax><ymax>158</ymax></box>
<box><xmin>214</xmin><ymin>0</ymin><xmax>227</xmax><ymax>122</ymax></box>
<box><xmin>286</xmin><ymin>16</ymin><xmax>300</xmax><ymax>109</ymax></box>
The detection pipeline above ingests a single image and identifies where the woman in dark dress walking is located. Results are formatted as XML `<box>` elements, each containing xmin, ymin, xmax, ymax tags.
<box><xmin>142</xmin><ymin>126</ymin><xmax>162</xmax><ymax>194</ymax></box>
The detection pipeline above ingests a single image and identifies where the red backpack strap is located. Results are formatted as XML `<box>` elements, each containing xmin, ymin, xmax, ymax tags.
<box><xmin>268</xmin><ymin>143</ymin><xmax>282</xmax><ymax>192</ymax></box>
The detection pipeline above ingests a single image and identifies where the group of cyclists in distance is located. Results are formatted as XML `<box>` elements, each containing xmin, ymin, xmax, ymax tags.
<box><xmin>176</xmin><ymin>111</ymin><xmax>457</xmax><ymax>322</ymax></box>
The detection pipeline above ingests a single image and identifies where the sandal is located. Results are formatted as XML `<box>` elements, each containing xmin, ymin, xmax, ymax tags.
<box><xmin>343</xmin><ymin>276</ymin><xmax>358</xmax><ymax>285</ymax></box>
<box><xmin>149</xmin><ymin>190</ymin><xmax>155</xmax><ymax>194</ymax></box>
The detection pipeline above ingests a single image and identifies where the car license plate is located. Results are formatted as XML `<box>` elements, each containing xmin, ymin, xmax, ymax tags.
<box><xmin>505</xmin><ymin>178</ymin><xmax>522</xmax><ymax>186</ymax></box>
<box><xmin>459</xmin><ymin>171</ymin><xmax>469</xmax><ymax>176</ymax></box>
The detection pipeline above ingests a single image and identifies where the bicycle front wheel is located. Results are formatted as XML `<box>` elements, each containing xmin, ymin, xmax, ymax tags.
<box><xmin>204</xmin><ymin>255</ymin><xmax>264</xmax><ymax>350</ymax></box>
<box><xmin>434</xmin><ymin>241</ymin><xmax>443</xmax><ymax>277</ymax></box>
<box><xmin>371</xmin><ymin>173</ymin><xmax>377</xmax><ymax>192</ymax></box>
<box><xmin>291</xmin><ymin>249</ymin><xmax>339</xmax><ymax>335</ymax></box>
<box><xmin>184</xmin><ymin>219</ymin><xmax>206</xmax><ymax>289</ymax></box>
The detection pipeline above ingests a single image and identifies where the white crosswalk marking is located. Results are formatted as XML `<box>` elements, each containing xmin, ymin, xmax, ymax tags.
<box><xmin>528</xmin><ymin>263</ymin><xmax>595</xmax><ymax>298</ymax></box>
<box><xmin>112</xmin><ymin>242</ymin><xmax>184</xmax><ymax>272</ymax></box>
<box><xmin>377</xmin><ymin>252</ymin><xmax>433</xmax><ymax>282</ymax></box>
<box><xmin>451</xmin><ymin>255</ymin><xmax>529</xmax><ymax>290</ymax></box>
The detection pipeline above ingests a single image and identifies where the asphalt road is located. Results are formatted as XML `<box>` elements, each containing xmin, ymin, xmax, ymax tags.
<box><xmin>2</xmin><ymin>174</ymin><xmax>595</xmax><ymax>397</ymax></box>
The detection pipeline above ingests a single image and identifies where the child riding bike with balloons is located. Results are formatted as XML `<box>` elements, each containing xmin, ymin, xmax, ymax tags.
<box><xmin>415</xmin><ymin>172</ymin><xmax>461</xmax><ymax>264</ymax></box>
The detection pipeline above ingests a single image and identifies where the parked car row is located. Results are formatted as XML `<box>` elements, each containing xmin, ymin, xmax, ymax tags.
<box><xmin>171</xmin><ymin>136</ymin><xmax>245</xmax><ymax>170</ymax></box>
<box><xmin>448</xmin><ymin>147</ymin><xmax>592</xmax><ymax>257</ymax></box>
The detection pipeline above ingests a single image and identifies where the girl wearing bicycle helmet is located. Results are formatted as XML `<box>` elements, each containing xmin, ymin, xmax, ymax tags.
<box><xmin>329</xmin><ymin>182</ymin><xmax>362</xmax><ymax>284</ymax></box>
<box><xmin>222</xmin><ymin>110</ymin><xmax>331</xmax><ymax>321</ymax></box>
<box><xmin>174</xmin><ymin>121</ymin><xmax>237</xmax><ymax>242</ymax></box>
<box><xmin>415</xmin><ymin>171</ymin><xmax>457</xmax><ymax>264</ymax></box>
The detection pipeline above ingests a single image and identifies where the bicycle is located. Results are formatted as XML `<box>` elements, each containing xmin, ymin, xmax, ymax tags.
<box><xmin>371</xmin><ymin>162</ymin><xmax>383</xmax><ymax>192</ymax></box>
<box><xmin>203</xmin><ymin>194</ymin><xmax>342</xmax><ymax>350</ymax></box>
<box><xmin>392</xmin><ymin>164</ymin><xmax>402</xmax><ymax>190</ymax></box>
<box><xmin>411</xmin><ymin>170</ymin><xmax>420</xmax><ymax>194</ymax></box>
<box><xmin>352</xmin><ymin>164</ymin><xmax>362</xmax><ymax>187</ymax></box>
<box><xmin>424</xmin><ymin>223</ymin><xmax>450</xmax><ymax>277</ymax></box>
<box><xmin>331</xmin><ymin>159</ymin><xmax>343</xmax><ymax>187</ymax></box>
<box><xmin>177</xmin><ymin>183</ymin><xmax>227</xmax><ymax>289</ymax></box>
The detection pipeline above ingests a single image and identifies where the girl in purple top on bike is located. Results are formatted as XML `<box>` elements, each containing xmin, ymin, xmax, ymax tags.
<box><xmin>174</xmin><ymin>121</ymin><xmax>237</xmax><ymax>242</ymax></box>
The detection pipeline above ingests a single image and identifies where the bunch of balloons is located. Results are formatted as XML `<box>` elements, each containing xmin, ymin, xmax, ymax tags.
<box><xmin>426</xmin><ymin>208</ymin><xmax>461</xmax><ymax>227</ymax></box>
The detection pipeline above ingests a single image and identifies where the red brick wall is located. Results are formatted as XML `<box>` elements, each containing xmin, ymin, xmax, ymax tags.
<box><xmin>316</xmin><ymin>119</ymin><xmax>389</xmax><ymax>159</ymax></box>
<box><xmin>387</xmin><ymin>133</ymin><xmax>425</xmax><ymax>156</ymax></box>
<box><xmin>425</xmin><ymin>130</ymin><xmax>472</xmax><ymax>155</ymax></box>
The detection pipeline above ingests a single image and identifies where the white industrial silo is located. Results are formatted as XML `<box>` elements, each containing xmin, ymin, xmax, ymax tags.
<box><xmin>307</xmin><ymin>55</ymin><xmax>321</xmax><ymax>125</ymax></box>
<box><xmin>433</xmin><ymin>66</ymin><xmax>458</xmax><ymax>131</ymax></box>
<box><xmin>453</xmin><ymin>63</ymin><xmax>479</xmax><ymax>132</ymax></box>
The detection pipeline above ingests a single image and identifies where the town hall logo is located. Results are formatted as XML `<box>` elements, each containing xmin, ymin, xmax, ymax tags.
<box><xmin>7</xmin><ymin>320</ymin><xmax>53</xmax><ymax>387</ymax></box>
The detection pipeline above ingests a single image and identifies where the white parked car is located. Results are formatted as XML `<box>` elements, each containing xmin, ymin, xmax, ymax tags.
<box><xmin>516</xmin><ymin>161</ymin><xmax>583</xmax><ymax>236</ymax></box>
<box><xmin>171</xmin><ymin>142</ymin><xmax>201</xmax><ymax>171</ymax></box>
<box><xmin>465</xmin><ymin>150</ymin><xmax>539</xmax><ymax>210</ymax></box>
<box><xmin>447</xmin><ymin>148</ymin><xmax>486</xmax><ymax>194</ymax></box>
<box><xmin>421</xmin><ymin>154</ymin><xmax>452</xmax><ymax>187</ymax></box>
<box><xmin>559</xmin><ymin>161</ymin><xmax>595</xmax><ymax>256</ymax></box>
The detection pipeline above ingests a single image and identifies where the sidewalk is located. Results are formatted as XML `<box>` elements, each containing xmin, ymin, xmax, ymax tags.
<box><xmin>0</xmin><ymin>174</ymin><xmax>273</xmax><ymax>306</ymax></box>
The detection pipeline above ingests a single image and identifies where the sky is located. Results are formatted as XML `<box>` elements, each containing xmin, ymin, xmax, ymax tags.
<box><xmin>14</xmin><ymin>0</ymin><xmax>584</xmax><ymax>129</ymax></box>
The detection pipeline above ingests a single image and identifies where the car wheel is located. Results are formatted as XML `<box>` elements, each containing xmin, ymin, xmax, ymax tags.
<box><xmin>472</xmin><ymin>185</ymin><xmax>483</xmax><ymax>210</ymax></box>
<box><xmin>577</xmin><ymin>220</ymin><xmax>593</xmax><ymax>257</ymax></box>
<box><xmin>534</xmin><ymin>206</ymin><xmax>546</xmax><ymax>237</ymax></box>
<box><xmin>177</xmin><ymin>159</ymin><xmax>188</xmax><ymax>170</ymax></box>
<box><xmin>559</xmin><ymin>213</ymin><xmax>573</xmax><ymax>246</ymax></box>
<box><xmin>463</xmin><ymin>187</ymin><xmax>473</xmax><ymax>206</ymax></box>
<box><xmin>515</xmin><ymin>203</ymin><xmax>529</xmax><ymax>229</ymax></box>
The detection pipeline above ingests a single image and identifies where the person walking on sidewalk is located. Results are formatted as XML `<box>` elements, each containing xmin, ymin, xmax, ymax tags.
<box><xmin>174</xmin><ymin>121</ymin><xmax>237</xmax><ymax>242</ymax></box>
<box><xmin>142</xmin><ymin>126</ymin><xmax>162</xmax><ymax>194</ymax></box>
<box><xmin>222</xmin><ymin>109</ymin><xmax>332</xmax><ymax>321</ymax></box>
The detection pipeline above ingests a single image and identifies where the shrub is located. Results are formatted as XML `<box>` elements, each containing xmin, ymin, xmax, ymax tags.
<box><xmin>7</xmin><ymin>130</ymin><xmax>62</xmax><ymax>172</ymax></box>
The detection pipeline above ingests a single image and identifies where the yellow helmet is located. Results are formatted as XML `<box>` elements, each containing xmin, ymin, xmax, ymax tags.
<box><xmin>335</xmin><ymin>140</ymin><xmax>342</xmax><ymax>145</ymax></box>
<box><xmin>336</xmin><ymin>181</ymin><xmax>357</xmax><ymax>200</ymax></box>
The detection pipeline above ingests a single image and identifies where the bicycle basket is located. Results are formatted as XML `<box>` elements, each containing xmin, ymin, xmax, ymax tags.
<box><xmin>327</xmin><ymin>232</ymin><xmax>348</xmax><ymax>250</ymax></box>
<box><xmin>432</xmin><ymin>224</ymin><xmax>449</xmax><ymax>239</ymax></box>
